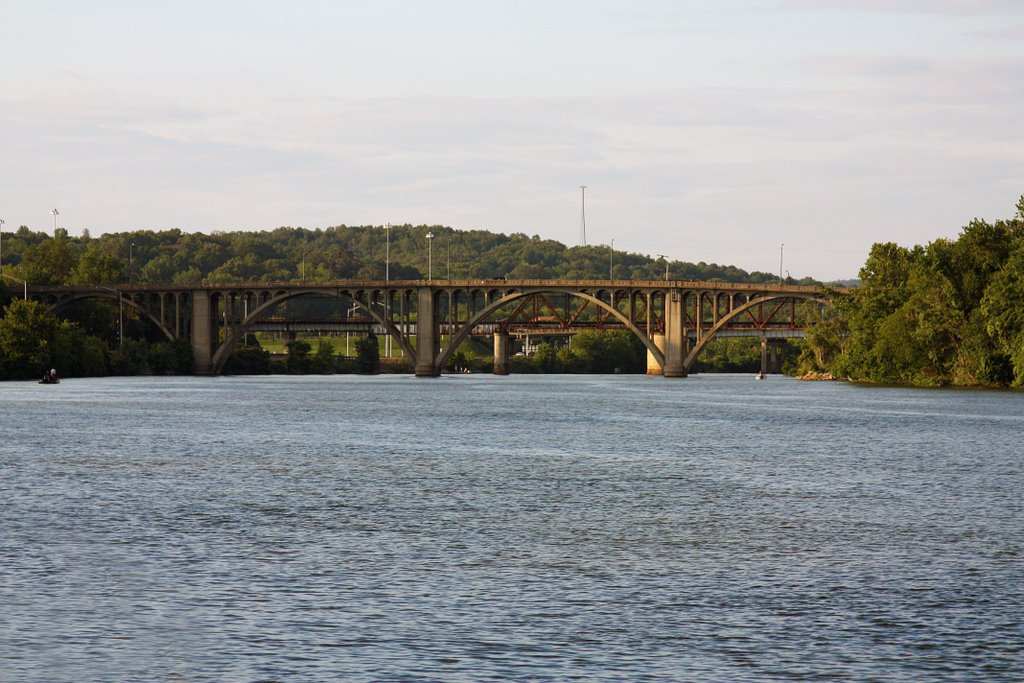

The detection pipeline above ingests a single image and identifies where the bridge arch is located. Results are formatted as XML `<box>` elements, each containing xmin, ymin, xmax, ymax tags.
<box><xmin>209</xmin><ymin>288</ymin><xmax>417</xmax><ymax>375</ymax></box>
<box><xmin>48</xmin><ymin>291</ymin><xmax>176</xmax><ymax>342</ymax></box>
<box><xmin>683</xmin><ymin>293</ymin><xmax>833</xmax><ymax>374</ymax></box>
<box><xmin>435</xmin><ymin>287</ymin><xmax>665</xmax><ymax>372</ymax></box>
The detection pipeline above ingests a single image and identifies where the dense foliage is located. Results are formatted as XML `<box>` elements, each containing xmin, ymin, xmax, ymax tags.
<box><xmin>796</xmin><ymin>197</ymin><xmax>1024</xmax><ymax>387</ymax></box>
<box><xmin>0</xmin><ymin>299</ymin><xmax>192</xmax><ymax>380</ymax></box>
<box><xmin>0</xmin><ymin>223</ymin><xmax>795</xmax><ymax>287</ymax></box>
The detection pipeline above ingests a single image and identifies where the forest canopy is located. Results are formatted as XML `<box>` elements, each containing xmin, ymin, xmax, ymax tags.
<box><xmin>0</xmin><ymin>223</ymin><xmax>807</xmax><ymax>288</ymax></box>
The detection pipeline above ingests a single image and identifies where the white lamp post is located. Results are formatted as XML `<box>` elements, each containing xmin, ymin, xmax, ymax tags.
<box><xmin>426</xmin><ymin>232</ymin><xmax>434</xmax><ymax>280</ymax></box>
<box><xmin>1</xmin><ymin>272</ymin><xmax>27</xmax><ymax>300</ymax></box>
<box><xmin>657</xmin><ymin>254</ymin><xmax>669</xmax><ymax>281</ymax></box>
<box><xmin>384</xmin><ymin>223</ymin><xmax>391</xmax><ymax>357</ymax></box>
<box><xmin>52</xmin><ymin>208</ymin><xmax>59</xmax><ymax>236</ymax></box>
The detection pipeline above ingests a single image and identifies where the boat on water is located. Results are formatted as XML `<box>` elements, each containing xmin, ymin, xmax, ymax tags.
<box><xmin>755</xmin><ymin>371</ymin><xmax>767</xmax><ymax>380</ymax></box>
<box><xmin>39</xmin><ymin>369</ymin><xmax>60</xmax><ymax>384</ymax></box>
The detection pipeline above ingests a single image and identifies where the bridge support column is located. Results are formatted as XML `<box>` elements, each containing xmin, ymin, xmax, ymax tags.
<box><xmin>647</xmin><ymin>333</ymin><xmax>665</xmax><ymax>376</ymax></box>
<box><xmin>768</xmin><ymin>339</ymin><xmax>786</xmax><ymax>374</ymax></box>
<box><xmin>663</xmin><ymin>290</ymin><xmax>688</xmax><ymax>377</ymax></box>
<box><xmin>414</xmin><ymin>287</ymin><xmax>440</xmax><ymax>377</ymax></box>
<box><xmin>283</xmin><ymin>331</ymin><xmax>297</xmax><ymax>353</ymax></box>
<box><xmin>493</xmin><ymin>331</ymin><xmax>510</xmax><ymax>375</ymax></box>
<box><xmin>191</xmin><ymin>290</ymin><xmax>215</xmax><ymax>375</ymax></box>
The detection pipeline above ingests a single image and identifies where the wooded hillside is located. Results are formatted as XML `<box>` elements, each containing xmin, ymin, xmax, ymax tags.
<box><xmin>0</xmin><ymin>223</ymin><xmax>804</xmax><ymax>286</ymax></box>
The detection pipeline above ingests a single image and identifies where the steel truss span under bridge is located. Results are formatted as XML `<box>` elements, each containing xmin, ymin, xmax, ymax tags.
<box><xmin>28</xmin><ymin>279</ymin><xmax>843</xmax><ymax>377</ymax></box>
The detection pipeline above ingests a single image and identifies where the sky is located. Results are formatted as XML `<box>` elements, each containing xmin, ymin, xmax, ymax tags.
<box><xmin>1</xmin><ymin>0</ymin><xmax>1022</xmax><ymax>280</ymax></box>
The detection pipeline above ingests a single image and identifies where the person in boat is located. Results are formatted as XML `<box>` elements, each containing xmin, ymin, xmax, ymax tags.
<box><xmin>50</xmin><ymin>368</ymin><xmax>58</xmax><ymax>381</ymax></box>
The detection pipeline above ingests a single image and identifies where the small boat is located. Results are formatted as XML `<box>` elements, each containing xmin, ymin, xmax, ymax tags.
<box><xmin>755</xmin><ymin>371</ymin><xmax>767</xmax><ymax>380</ymax></box>
<box><xmin>38</xmin><ymin>377</ymin><xmax>60</xmax><ymax>384</ymax></box>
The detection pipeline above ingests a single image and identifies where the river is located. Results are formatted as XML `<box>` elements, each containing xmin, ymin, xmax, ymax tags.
<box><xmin>1</xmin><ymin>374</ymin><xmax>1021</xmax><ymax>681</ymax></box>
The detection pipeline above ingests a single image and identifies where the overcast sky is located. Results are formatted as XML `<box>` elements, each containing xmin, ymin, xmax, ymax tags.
<box><xmin>2</xmin><ymin>0</ymin><xmax>1022</xmax><ymax>280</ymax></box>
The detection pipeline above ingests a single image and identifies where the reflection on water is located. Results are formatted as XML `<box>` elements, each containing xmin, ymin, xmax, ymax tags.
<box><xmin>2</xmin><ymin>374</ymin><xmax>1021</xmax><ymax>681</ymax></box>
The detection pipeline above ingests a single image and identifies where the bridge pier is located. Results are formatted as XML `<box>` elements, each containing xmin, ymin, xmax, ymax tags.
<box><xmin>647</xmin><ymin>333</ymin><xmax>665</xmax><ymax>376</ymax></box>
<box><xmin>769</xmin><ymin>339</ymin><xmax>786</xmax><ymax>374</ymax></box>
<box><xmin>191</xmin><ymin>290</ymin><xmax>215</xmax><ymax>375</ymax></box>
<box><xmin>759</xmin><ymin>337</ymin><xmax>788</xmax><ymax>374</ymax></box>
<box><xmin>414</xmin><ymin>287</ymin><xmax>440</xmax><ymax>377</ymax></box>
<box><xmin>663</xmin><ymin>290</ymin><xmax>688</xmax><ymax>377</ymax></box>
<box><xmin>493</xmin><ymin>331</ymin><xmax>510</xmax><ymax>375</ymax></box>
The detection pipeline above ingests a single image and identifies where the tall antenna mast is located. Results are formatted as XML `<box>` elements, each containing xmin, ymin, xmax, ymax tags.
<box><xmin>579</xmin><ymin>185</ymin><xmax>587</xmax><ymax>246</ymax></box>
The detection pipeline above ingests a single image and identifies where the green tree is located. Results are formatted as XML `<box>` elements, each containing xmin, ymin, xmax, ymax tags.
<box><xmin>15</xmin><ymin>236</ymin><xmax>79</xmax><ymax>285</ymax></box>
<box><xmin>0</xmin><ymin>300</ymin><xmax>62</xmax><ymax>379</ymax></box>
<box><xmin>222</xmin><ymin>344</ymin><xmax>270</xmax><ymax>375</ymax></box>
<box><xmin>533</xmin><ymin>341</ymin><xmax>562</xmax><ymax>372</ymax></box>
<box><xmin>355</xmin><ymin>335</ymin><xmax>380</xmax><ymax>373</ymax></box>
<box><xmin>67</xmin><ymin>244</ymin><xmax>125</xmax><ymax>285</ymax></box>
<box><xmin>311</xmin><ymin>338</ymin><xmax>336</xmax><ymax>373</ymax></box>
<box><xmin>980</xmin><ymin>241</ymin><xmax>1024</xmax><ymax>385</ymax></box>
<box><xmin>286</xmin><ymin>339</ymin><xmax>312</xmax><ymax>374</ymax></box>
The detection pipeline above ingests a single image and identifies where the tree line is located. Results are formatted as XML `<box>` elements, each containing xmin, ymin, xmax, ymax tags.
<box><xmin>797</xmin><ymin>196</ymin><xmax>1024</xmax><ymax>387</ymax></box>
<box><xmin>7</xmin><ymin>198</ymin><xmax>1024</xmax><ymax>387</ymax></box>
<box><xmin>0</xmin><ymin>223</ymin><xmax>800</xmax><ymax>287</ymax></box>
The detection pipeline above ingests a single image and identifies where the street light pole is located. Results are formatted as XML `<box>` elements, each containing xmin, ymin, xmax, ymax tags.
<box><xmin>0</xmin><ymin>218</ymin><xmax>5</xmax><ymax>273</ymax></box>
<box><xmin>426</xmin><ymin>232</ymin><xmax>434</xmax><ymax>280</ymax></box>
<box><xmin>609</xmin><ymin>238</ymin><xmax>614</xmax><ymax>280</ymax></box>
<box><xmin>1</xmin><ymin>272</ymin><xmax>27</xmax><ymax>300</ymax></box>
<box><xmin>384</xmin><ymin>223</ymin><xmax>391</xmax><ymax>358</ymax></box>
<box><xmin>579</xmin><ymin>185</ymin><xmax>587</xmax><ymax>246</ymax></box>
<box><xmin>779</xmin><ymin>243</ymin><xmax>784</xmax><ymax>285</ymax></box>
<box><xmin>657</xmin><ymin>254</ymin><xmax>668</xmax><ymax>281</ymax></box>
<box><xmin>52</xmin><ymin>208</ymin><xmax>59</xmax><ymax>237</ymax></box>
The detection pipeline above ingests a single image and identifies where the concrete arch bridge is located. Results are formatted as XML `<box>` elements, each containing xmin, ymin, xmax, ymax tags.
<box><xmin>28</xmin><ymin>279</ymin><xmax>841</xmax><ymax>377</ymax></box>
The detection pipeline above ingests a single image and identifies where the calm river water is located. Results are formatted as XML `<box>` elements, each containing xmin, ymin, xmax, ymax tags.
<box><xmin>1</xmin><ymin>374</ymin><xmax>1021</xmax><ymax>681</ymax></box>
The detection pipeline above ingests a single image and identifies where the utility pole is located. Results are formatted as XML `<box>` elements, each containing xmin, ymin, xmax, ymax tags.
<box><xmin>579</xmin><ymin>185</ymin><xmax>587</xmax><ymax>247</ymax></box>
<box><xmin>657</xmin><ymin>254</ymin><xmax>669</xmax><ymax>281</ymax></box>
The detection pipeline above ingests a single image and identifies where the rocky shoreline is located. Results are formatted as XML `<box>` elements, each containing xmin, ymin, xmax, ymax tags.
<box><xmin>797</xmin><ymin>371</ymin><xmax>836</xmax><ymax>381</ymax></box>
